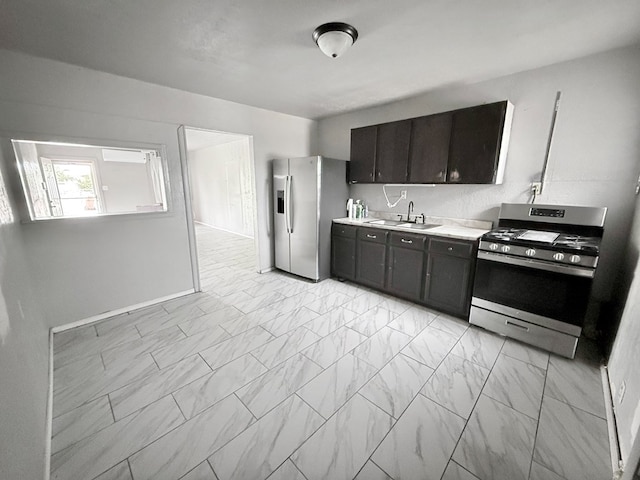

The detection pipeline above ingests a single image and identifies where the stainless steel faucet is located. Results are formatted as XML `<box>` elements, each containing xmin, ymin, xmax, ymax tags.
<box><xmin>407</xmin><ymin>201</ymin><xmax>414</xmax><ymax>222</ymax></box>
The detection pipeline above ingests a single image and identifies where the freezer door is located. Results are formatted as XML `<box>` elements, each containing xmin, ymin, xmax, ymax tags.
<box><xmin>289</xmin><ymin>157</ymin><xmax>320</xmax><ymax>280</ymax></box>
<box><xmin>273</xmin><ymin>158</ymin><xmax>290</xmax><ymax>272</ymax></box>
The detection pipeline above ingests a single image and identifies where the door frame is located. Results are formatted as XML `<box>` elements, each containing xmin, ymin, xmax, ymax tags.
<box><xmin>177</xmin><ymin>125</ymin><xmax>261</xmax><ymax>293</ymax></box>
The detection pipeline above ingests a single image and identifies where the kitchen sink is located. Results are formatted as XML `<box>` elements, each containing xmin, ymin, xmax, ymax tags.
<box><xmin>366</xmin><ymin>219</ymin><xmax>405</xmax><ymax>226</ymax></box>
<box><xmin>366</xmin><ymin>219</ymin><xmax>438</xmax><ymax>230</ymax></box>
<box><xmin>398</xmin><ymin>223</ymin><xmax>439</xmax><ymax>230</ymax></box>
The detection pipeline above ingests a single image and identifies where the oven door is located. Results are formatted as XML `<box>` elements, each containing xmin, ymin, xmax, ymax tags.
<box><xmin>472</xmin><ymin>251</ymin><xmax>594</xmax><ymax>329</ymax></box>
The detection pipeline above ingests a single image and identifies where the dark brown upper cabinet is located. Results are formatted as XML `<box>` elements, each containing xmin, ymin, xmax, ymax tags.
<box><xmin>349</xmin><ymin>125</ymin><xmax>377</xmax><ymax>183</ymax></box>
<box><xmin>447</xmin><ymin>101</ymin><xmax>510</xmax><ymax>184</ymax></box>
<box><xmin>375</xmin><ymin>120</ymin><xmax>411</xmax><ymax>183</ymax></box>
<box><xmin>348</xmin><ymin>100</ymin><xmax>513</xmax><ymax>185</ymax></box>
<box><xmin>408</xmin><ymin>113</ymin><xmax>452</xmax><ymax>183</ymax></box>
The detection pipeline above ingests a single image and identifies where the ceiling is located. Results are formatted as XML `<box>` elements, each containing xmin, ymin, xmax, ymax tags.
<box><xmin>2</xmin><ymin>0</ymin><xmax>640</xmax><ymax>119</ymax></box>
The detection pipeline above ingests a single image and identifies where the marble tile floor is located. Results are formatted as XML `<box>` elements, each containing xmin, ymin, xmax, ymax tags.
<box><xmin>50</xmin><ymin>225</ymin><xmax>612</xmax><ymax>480</ymax></box>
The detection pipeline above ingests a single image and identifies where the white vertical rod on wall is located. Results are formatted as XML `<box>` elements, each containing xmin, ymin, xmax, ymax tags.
<box><xmin>540</xmin><ymin>91</ymin><xmax>562</xmax><ymax>192</ymax></box>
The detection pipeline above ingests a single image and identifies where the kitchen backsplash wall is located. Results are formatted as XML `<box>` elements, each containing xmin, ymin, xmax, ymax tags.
<box><xmin>318</xmin><ymin>44</ymin><xmax>640</xmax><ymax>311</ymax></box>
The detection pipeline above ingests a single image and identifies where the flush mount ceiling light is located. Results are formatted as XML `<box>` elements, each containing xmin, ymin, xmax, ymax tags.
<box><xmin>312</xmin><ymin>22</ymin><xmax>358</xmax><ymax>58</ymax></box>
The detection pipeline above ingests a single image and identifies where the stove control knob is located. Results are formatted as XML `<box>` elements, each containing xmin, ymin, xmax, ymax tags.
<box><xmin>501</xmin><ymin>245</ymin><xmax>511</xmax><ymax>253</ymax></box>
<box><xmin>553</xmin><ymin>253</ymin><xmax>565</xmax><ymax>261</ymax></box>
<box><xmin>570</xmin><ymin>255</ymin><xmax>581</xmax><ymax>264</ymax></box>
<box><xmin>525</xmin><ymin>248</ymin><xmax>536</xmax><ymax>257</ymax></box>
<box><xmin>489</xmin><ymin>243</ymin><xmax>499</xmax><ymax>251</ymax></box>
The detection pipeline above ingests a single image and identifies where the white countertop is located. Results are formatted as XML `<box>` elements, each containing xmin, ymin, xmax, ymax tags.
<box><xmin>333</xmin><ymin>217</ymin><xmax>491</xmax><ymax>241</ymax></box>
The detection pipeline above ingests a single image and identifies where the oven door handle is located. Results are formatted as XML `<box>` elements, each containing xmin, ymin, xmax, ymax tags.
<box><xmin>477</xmin><ymin>251</ymin><xmax>595</xmax><ymax>278</ymax></box>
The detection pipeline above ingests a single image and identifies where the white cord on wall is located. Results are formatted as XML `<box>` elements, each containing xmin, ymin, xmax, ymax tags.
<box><xmin>382</xmin><ymin>184</ymin><xmax>406</xmax><ymax>208</ymax></box>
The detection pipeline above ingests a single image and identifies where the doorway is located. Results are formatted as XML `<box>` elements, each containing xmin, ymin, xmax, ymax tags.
<box><xmin>179</xmin><ymin>126</ymin><xmax>259</xmax><ymax>293</ymax></box>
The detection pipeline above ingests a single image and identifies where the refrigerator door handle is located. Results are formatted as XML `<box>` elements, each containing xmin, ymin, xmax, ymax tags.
<box><xmin>286</xmin><ymin>175</ymin><xmax>293</xmax><ymax>233</ymax></box>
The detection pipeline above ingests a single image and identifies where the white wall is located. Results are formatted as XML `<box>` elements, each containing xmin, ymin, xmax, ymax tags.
<box><xmin>0</xmin><ymin>48</ymin><xmax>316</xmax><ymax>327</ymax></box>
<box><xmin>0</xmin><ymin>142</ymin><xmax>49</xmax><ymax>480</ymax></box>
<box><xmin>189</xmin><ymin>138</ymin><xmax>254</xmax><ymax>237</ymax></box>
<box><xmin>317</xmin><ymin>45</ymin><xmax>640</xmax><ymax>324</ymax></box>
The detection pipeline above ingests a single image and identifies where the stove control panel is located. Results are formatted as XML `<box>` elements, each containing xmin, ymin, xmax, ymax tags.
<box><xmin>479</xmin><ymin>241</ymin><xmax>598</xmax><ymax>268</ymax></box>
<box><xmin>530</xmin><ymin>208</ymin><xmax>565</xmax><ymax>218</ymax></box>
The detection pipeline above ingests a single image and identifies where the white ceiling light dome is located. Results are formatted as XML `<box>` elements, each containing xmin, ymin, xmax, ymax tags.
<box><xmin>312</xmin><ymin>22</ymin><xmax>358</xmax><ymax>58</ymax></box>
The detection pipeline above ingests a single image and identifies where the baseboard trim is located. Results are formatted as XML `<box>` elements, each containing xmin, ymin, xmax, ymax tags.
<box><xmin>44</xmin><ymin>328</ymin><xmax>53</xmax><ymax>480</ymax></box>
<box><xmin>50</xmin><ymin>289</ymin><xmax>195</xmax><ymax>334</ymax></box>
<box><xmin>194</xmin><ymin>221</ymin><xmax>254</xmax><ymax>240</ymax></box>
<box><xmin>602</xmin><ymin>365</ymin><xmax>624</xmax><ymax>478</ymax></box>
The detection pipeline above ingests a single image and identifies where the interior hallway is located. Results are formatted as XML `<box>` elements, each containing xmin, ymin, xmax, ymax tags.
<box><xmin>50</xmin><ymin>224</ymin><xmax>611</xmax><ymax>480</ymax></box>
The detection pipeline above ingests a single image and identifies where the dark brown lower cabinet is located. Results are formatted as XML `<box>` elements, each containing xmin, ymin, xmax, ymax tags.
<box><xmin>424</xmin><ymin>238</ymin><xmax>474</xmax><ymax>316</ymax></box>
<box><xmin>331</xmin><ymin>223</ymin><xmax>476</xmax><ymax>318</ymax></box>
<box><xmin>331</xmin><ymin>224</ymin><xmax>357</xmax><ymax>281</ymax></box>
<box><xmin>386</xmin><ymin>232</ymin><xmax>426</xmax><ymax>301</ymax></box>
<box><xmin>355</xmin><ymin>228</ymin><xmax>387</xmax><ymax>289</ymax></box>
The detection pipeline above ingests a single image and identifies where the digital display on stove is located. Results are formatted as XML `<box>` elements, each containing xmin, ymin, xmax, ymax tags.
<box><xmin>529</xmin><ymin>208</ymin><xmax>565</xmax><ymax>218</ymax></box>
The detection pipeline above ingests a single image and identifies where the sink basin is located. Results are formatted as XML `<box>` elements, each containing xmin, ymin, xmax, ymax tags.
<box><xmin>366</xmin><ymin>219</ymin><xmax>405</xmax><ymax>226</ymax></box>
<box><xmin>397</xmin><ymin>223</ymin><xmax>439</xmax><ymax>230</ymax></box>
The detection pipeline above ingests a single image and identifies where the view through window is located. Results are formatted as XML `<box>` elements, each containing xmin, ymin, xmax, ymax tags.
<box><xmin>12</xmin><ymin>140</ymin><xmax>168</xmax><ymax>220</ymax></box>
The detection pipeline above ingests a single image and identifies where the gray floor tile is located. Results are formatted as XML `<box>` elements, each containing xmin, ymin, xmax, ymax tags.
<box><xmin>101</xmin><ymin>326</ymin><xmax>185</xmax><ymax>369</ymax></box>
<box><xmin>51</xmin><ymin>396</ymin><xmax>184</xmax><ymax>480</ymax></box>
<box><xmin>251</xmin><ymin>326</ymin><xmax>321</xmax><ymax>368</ymax></box>
<box><xmin>422</xmin><ymin>353</ymin><xmax>489</xmax><ymax>419</ymax></box>
<box><xmin>298</xmin><ymin>353</ymin><xmax>378</xmax><ymax>419</ymax></box>
<box><xmin>450</xmin><ymin>326</ymin><xmax>505</xmax><ymax>369</ymax></box>
<box><xmin>387</xmin><ymin>306</ymin><xmax>436</xmax><ymax>337</ymax></box>
<box><xmin>483</xmin><ymin>354</ymin><xmax>545</xmax><ymax>419</ymax></box>
<box><xmin>303</xmin><ymin>306</ymin><xmax>359</xmax><ymax>337</ymax></box>
<box><xmin>528</xmin><ymin>461</ymin><xmax>564</xmax><ymax>480</ymax></box>
<box><xmin>180</xmin><ymin>461</ymin><xmax>217</xmax><ymax>480</ymax></box>
<box><xmin>199</xmin><ymin>326</ymin><xmax>274</xmax><ymax>370</ymax></box>
<box><xmin>533</xmin><ymin>395</ymin><xmax>610</xmax><ymax>480</ymax></box>
<box><xmin>353</xmin><ymin>461</ymin><xmax>393</xmax><ymax>480</ymax></box>
<box><xmin>178</xmin><ymin>306</ymin><xmax>244</xmax><ymax>336</ymax></box>
<box><xmin>52</xmin><ymin>396</ymin><xmax>114</xmax><ymax>454</ymax></box>
<box><xmin>372</xmin><ymin>395</ymin><xmax>466</xmax><ymax>480</ymax></box>
<box><xmin>544</xmin><ymin>355</ymin><xmax>606</xmax><ymax>418</ymax></box>
<box><xmin>109</xmin><ymin>354</ymin><xmax>211</xmax><ymax>420</ymax></box>
<box><xmin>360</xmin><ymin>353</ymin><xmax>434</xmax><ymax>418</ymax></box>
<box><xmin>501</xmin><ymin>338</ymin><xmax>549</xmax><ymax>370</ymax></box>
<box><xmin>301</xmin><ymin>326</ymin><xmax>368</xmax><ymax>368</ymax></box>
<box><xmin>428</xmin><ymin>314</ymin><xmax>469</xmax><ymax>338</ymax></box>
<box><xmin>236</xmin><ymin>353</ymin><xmax>322</xmax><ymax>418</ymax></box>
<box><xmin>128</xmin><ymin>395</ymin><xmax>254</xmax><ymax>480</ymax></box>
<box><xmin>453</xmin><ymin>395</ymin><xmax>537</xmax><ymax>480</ymax></box>
<box><xmin>441</xmin><ymin>461</ymin><xmax>479</xmax><ymax>480</ymax></box>
<box><xmin>401</xmin><ymin>325</ymin><xmax>459</xmax><ymax>368</ymax></box>
<box><xmin>173</xmin><ymin>354</ymin><xmax>267</xmax><ymax>419</ymax></box>
<box><xmin>291</xmin><ymin>394</ymin><xmax>393</xmax><ymax>480</ymax></box>
<box><xmin>209</xmin><ymin>395</ymin><xmax>324</xmax><ymax>480</ymax></box>
<box><xmin>93</xmin><ymin>461</ymin><xmax>132</xmax><ymax>480</ymax></box>
<box><xmin>268</xmin><ymin>460</ymin><xmax>306</xmax><ymax>480</ymax></box>
<box><xmin>260</xmin><ymin>306</ymin><xmax>319</xmax><ymax>336</ymax></box>
<box><xmin>306</xmin><ymin>291</ymin><xmax>353</xmax><ymax>315</ymax></box>
<box><xmin>348</xmin><ymin>306</ymin><xmax>396</xmax><ymax>336</ymax></box>
<box><xmin>351</xmin><ymin>326</ymin><xmax>412</xmax><ymax>369</ymax></box>
<box><xmin>151</xmin><ymin>325</ymin><xmax>230</xmax><ymax>369</ymax></box>
<box><xmin>342</xmin><ymin>291</ymin><xmax>384</xmax><ymax>315</ymax></box>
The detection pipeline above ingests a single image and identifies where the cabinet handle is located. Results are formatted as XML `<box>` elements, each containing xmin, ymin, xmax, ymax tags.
<box><xmin>367</xmin><ymin>234</ymin><xmax>377</xmax><ymax>239</ymax></box>
<box><xmin>401</xmin><ymin>239</ymin><xmax>413</xmax><ymax>244</ymax></box>
<box><xmin>447</xmin><ymin>247</ymin><xmax>453</xmax><ymax>251</ymax></box>
<box><xmin>506</xmin><ymin>320</ymin><xmax>529</xmax><ymax>332</ymax></box>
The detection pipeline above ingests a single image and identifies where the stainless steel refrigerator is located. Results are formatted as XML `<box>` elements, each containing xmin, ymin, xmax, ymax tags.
<box><xmin>273</xmin><ymin>156</ymin><xmax>347</xmax><ymax>281</ymax></box>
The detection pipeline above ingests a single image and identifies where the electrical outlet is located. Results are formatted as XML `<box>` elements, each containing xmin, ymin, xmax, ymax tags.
<box><xmin>531</xmin><ymin>182</ymin><xmax>542</xmax><ymax>195</ymax></box>
<box><xmin>400</xmin><ymin>190</ymin><xmax>407</xmax><ymax>199</ymax></box>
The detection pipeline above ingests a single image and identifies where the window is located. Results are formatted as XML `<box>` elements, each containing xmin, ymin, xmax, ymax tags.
<box><xmin>12</xmin><ymin>139</ymin><xmax>168</xmax><ymax>220</ymax></box>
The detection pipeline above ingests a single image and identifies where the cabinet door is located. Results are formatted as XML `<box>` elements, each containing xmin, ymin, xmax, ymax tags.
<box><xmin>349</xmin><ymin>126</ymin><xmax>377</xmax><ymax>183</ymax></box>
<box><xmin>408</xmin><ymin>113</ymin><xmax>452</xmax><ymax>183</ymax></box>
<box><xmin>448</xmin><ymin>101</ymin><xmax>507</xmax><ymax>184</ymax></box>
<box><xmin>386</xmin><ymin>246</ymin><xmax>425</xmax><ymax>301</ymax></box>
<box><xmin>376</xmin><ymin>120</ymin><xmax>411</xmax><ymax>183</ymax></box>
<box><xmin>331</xmin><ymin>234</ymin><xmax>356</xmax><ymax>280</ymax></box>
<box><xmin>424</xmin><ymin>253</ymin><xmax>472</xmax><ymax>316</ymax></box>
<box><xmin>356</xmin><ymin>240</ymin><xmax>387</xmax><ymax>289</ymax></box>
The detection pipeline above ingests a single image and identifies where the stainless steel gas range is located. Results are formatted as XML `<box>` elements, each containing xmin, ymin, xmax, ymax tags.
<box><xmin>469</xmin><ymin>203</ymin><xmax>607</xmax><ymax>358</ymax></box>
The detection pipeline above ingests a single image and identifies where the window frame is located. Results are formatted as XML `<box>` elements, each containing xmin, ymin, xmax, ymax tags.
<box><xmin>10</xmin><ymin>137</ymin><xmax>171</xmax><ymax>223</ymax></box>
